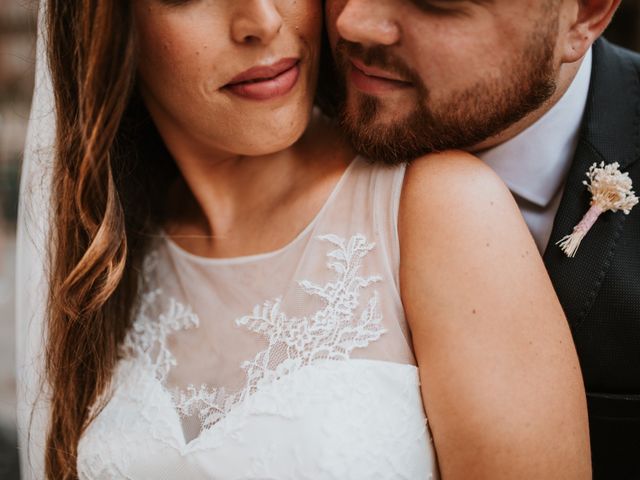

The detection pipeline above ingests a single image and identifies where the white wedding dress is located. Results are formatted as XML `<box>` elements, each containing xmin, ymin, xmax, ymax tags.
<box><xmin>17</xmin><ymin>5</ymin><xmax>437</xmax><ymax>477</ymax></box>
<box><xmin>75</xmin><ymin>158</ymin><xmax>439</xmax><ymax>479</ymax></box>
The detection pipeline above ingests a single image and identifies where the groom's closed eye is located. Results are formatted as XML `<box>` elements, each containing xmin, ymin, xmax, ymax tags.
<box><xmin>409</xmin><ymin>0</ymin><xmax>487</xmax><ymax>16</ymax></box>
<box><xmin>157</xmin><ymin>0</ymin><xmax>193</xmax><ymax>8</ymax></box>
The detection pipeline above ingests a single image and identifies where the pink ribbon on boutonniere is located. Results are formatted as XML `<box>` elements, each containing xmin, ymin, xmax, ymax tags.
<box><xmin>557</xmin><ymin>162</ymin><xmax>638</xmax><ymax>258</ymax></box>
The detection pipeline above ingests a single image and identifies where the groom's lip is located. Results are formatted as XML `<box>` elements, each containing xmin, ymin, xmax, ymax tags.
<box><xmin>348</xmin><ymin>59</ymin><xmax>413</xmax><ymax>95</ymax></box>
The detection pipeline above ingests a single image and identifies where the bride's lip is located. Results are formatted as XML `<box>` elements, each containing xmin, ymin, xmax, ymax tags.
<box><xmin>224</xmin><ymin>58</ymin><xmax>301</xmax><ymax>101</ymax></box>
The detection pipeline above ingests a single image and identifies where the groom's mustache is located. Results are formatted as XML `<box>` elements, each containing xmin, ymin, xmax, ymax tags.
<box><xmin>334</xmin><ymin>39</ymin><xmax>426</xmax><ymax>92</ymax></box>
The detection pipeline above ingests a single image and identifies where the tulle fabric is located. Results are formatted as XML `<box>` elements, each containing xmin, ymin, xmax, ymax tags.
<box><xmin>77</xmin><ymin>158</ymin><xmax>439</xmax><ymax>479</ymax></box>
<box><xmin>16</xmin><ymin>1</ymin><xmax>55</xmax><ymax>478</ymax></box>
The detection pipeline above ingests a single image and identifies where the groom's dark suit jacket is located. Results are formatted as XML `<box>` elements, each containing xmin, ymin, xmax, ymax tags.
<box><xmin>543</xmin><ymin>38</ymin><xmax>640</xmax><ymax>479</ymax></box>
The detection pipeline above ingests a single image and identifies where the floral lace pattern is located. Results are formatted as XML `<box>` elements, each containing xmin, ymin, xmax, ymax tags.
<box><xmin>124</xmin><ymin>234</ymin><xmax>387</xmax><ymax>433</ymax></box>
<box><xmin>77</xmin><ymin>160</ymin><xmax>439</xmax><ymax>479</ymax></box>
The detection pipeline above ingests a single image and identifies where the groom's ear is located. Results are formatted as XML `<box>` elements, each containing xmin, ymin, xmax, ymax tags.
<box><xmin>559</xmin><ymin>0</ymin><xmax>621</xmax><ymax>63</ymax></box>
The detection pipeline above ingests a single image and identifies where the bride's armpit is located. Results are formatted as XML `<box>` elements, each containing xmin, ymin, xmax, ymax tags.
<box><xmin>397</xmin><ymin>151</ymin><xmax>591</xmax><ymax>480</ymax></box>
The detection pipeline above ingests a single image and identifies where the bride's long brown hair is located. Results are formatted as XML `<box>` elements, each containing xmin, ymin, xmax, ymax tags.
<box><xmin>43</xmin><ymin>1</ymin><xmax>337</xmax><ymax>478</ymax></box>
<box><xmin>44</xmin><ymin>1</ymin><xmax>177</xmax><ymax>478</ymax></box>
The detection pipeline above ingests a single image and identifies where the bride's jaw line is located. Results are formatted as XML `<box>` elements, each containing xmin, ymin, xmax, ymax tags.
<box><xmin>133</xmin><ymin>0</ymin><xmax>322</xmax><ymax>162</ymax></box>
<box><xmin>131</xmin><ymin>0</ymin><xmax>340</xmax><ymax>253</ymax></box>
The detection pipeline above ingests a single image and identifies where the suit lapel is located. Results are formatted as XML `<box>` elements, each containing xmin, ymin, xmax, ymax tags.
<box><xmin>543</xmin><ymin>39</ymin><xmax>640</xmax><ymax>327</ymax></box>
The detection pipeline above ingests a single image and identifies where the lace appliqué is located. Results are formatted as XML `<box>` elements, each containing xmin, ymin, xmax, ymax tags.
<box><xmin>122</xmin><ymin>251</ymin><xmax>200</xmax><ymax>382</ymax></box>
<box><xmin>126</xmin><ymin>234</ymin><xmax>386</xmax><ymax>433</ymax></box>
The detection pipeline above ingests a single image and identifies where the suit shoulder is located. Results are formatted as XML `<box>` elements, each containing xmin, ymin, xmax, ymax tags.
<box><xmin>599</xmin><ymin>37</ymin><xmax>640</xmax><ymax>73</ymax></box>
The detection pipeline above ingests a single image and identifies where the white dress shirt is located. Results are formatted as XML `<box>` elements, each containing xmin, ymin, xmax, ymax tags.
<box><xmin>478</xmin><ymin>48</ymin><xmax>593</xmax><ymax>253</ymax></box>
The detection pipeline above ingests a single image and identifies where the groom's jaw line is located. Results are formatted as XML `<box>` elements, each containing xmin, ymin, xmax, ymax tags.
<box><xmin>349</xmin><ymin>58</ymin><xmax>413</xmax><ymax>94</ymax></box>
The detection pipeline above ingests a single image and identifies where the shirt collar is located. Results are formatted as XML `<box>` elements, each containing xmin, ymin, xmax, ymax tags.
<box><xmin>478</xmin><ymin>48</ymin><xmax>593</xmax><ymax>208</ymax></box>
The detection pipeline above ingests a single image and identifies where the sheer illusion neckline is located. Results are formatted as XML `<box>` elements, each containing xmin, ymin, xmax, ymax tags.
<box><xmin>162</xmin><ymin>157</ymin><xmax>360</xmax><ymax>266</ymax></box>
<box><xmin>76</xmin><ymin>157</ymin><xmax>439</xmax><ymax>480</ymax></box>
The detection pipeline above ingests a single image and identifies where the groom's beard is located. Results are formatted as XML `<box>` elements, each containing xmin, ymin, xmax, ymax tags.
<box><xmin>333</xmin><ymin>28</ymin><xmax>558</xmax><ymax>165</ymax></box>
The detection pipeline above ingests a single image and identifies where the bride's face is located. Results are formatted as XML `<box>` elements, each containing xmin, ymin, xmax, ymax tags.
<box><xmin>133</xmin><ymin>0</ymin><xmax>322</xmax><ymax>158</ymax></box>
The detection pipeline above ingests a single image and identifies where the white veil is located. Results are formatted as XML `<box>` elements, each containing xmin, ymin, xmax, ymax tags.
<box><xmin>15</xmin><ymin>0</ymin><xmax>54</xmax><ymax>477</ymax></box>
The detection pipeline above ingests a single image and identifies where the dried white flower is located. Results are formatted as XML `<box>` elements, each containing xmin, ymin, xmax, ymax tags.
<box><xmin>557</xmin><ymin>162</ymin><xmax>638</xmax><ymax>258</ymax></box>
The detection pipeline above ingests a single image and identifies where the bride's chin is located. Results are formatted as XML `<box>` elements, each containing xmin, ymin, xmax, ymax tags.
<box><xmin>236</xmin><ymin>115</ymin><xmax>311</xmax><ymax>157</ymax></box>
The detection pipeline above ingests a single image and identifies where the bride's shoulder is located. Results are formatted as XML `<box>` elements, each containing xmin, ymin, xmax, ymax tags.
<box><xmin>402</xmin><ymin>150</ymin><xmax>510</xmax><ymax>206</ymax></box>
<box><xmin>399</xmin><ymin>151</ymin><xmax>525</xmax><ymax>245</ymax></box>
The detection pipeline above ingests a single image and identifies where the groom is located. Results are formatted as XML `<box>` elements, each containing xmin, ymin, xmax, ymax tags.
<box><xmin>326</xmin><ymin>0</ymin><xmax>638</xmax><ymax>477</ymax></box>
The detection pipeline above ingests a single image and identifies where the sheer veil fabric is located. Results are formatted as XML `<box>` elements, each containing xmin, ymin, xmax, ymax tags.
<box><xmin>16</xmin><ymin>1</ymin><xmax>53</xmax><ymax>478</ymax></box>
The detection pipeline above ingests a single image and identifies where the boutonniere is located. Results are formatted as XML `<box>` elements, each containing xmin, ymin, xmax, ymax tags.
<box><xmin>557</xmin><ymin>162</ymin><xmax>638</xmax><ymax>258</ymax></box>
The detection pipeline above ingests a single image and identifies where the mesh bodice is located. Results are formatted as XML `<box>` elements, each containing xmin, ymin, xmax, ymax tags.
<box><xmin>77</xmin><ymin>158</ymin><xmax>438</xmax><ymax>479</ymax></box>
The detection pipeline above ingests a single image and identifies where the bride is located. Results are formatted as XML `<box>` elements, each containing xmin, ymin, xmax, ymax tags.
<box><xmin>17</xmin><ymin>0</ymin><xmax>590</xmax><ymax>478</ymax></box>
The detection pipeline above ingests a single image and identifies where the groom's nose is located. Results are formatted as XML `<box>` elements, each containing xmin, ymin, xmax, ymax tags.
<box><xmin>335</xmin><ymin>0</ymin><xmax>401</xmax><ymax>47</ymax></box>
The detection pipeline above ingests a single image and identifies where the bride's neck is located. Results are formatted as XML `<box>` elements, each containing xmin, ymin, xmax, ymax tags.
<box><xmin>163</xmin><ymin>114</ymin><xmax>353</xmax><ymax>256</ymax></box>
<box><xmin>174</xmin><ymin>147</ymin><xmax>303</xmax><ymax>231</ymax></box>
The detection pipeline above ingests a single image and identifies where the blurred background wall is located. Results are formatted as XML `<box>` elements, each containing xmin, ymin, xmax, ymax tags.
<box><xmin>0</xmin><ymin>1</ymin><xmax>639</xmax><ymax>479</ymax></box>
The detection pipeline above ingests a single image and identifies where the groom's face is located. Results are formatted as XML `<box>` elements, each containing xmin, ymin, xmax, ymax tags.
<box><xmin>326</xmin><ymin>0</ymin><xmax>562</xmax><ymax>164</ymax></box>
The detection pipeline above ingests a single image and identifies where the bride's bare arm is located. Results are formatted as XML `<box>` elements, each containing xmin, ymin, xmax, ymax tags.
<box><xmin>399</xmin><ymin>152</ymin><xmax>591</xmax><ymax>479</ymax></box>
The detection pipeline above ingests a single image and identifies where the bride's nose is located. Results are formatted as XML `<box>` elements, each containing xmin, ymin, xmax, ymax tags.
<box><xmin>231</xmin><ymin>0</ymin><xmax>283</xmax><ymax>45</ymax></box>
